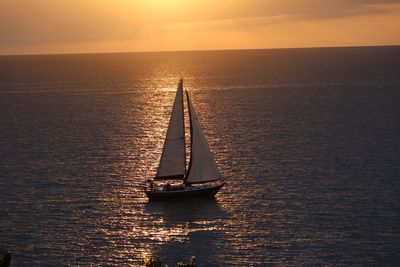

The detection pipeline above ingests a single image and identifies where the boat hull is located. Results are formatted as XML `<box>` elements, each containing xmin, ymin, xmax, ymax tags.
<box><xmin>145</xmin><ymin>183</ymin><xmax>225</xmax><ymax>201</ymax></box>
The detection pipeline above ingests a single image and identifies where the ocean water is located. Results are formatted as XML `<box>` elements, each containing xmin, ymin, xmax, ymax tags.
<box><xmin>0</xmin><ymin>46</ymin><xmax>400</xmax><ymax>266</ymax></box>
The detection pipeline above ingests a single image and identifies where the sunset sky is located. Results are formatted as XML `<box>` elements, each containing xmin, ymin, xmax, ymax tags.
<box><xmin>1</xmin><ymin>0</ymin><xmax>400</xmax><ymax>55</ymax></box>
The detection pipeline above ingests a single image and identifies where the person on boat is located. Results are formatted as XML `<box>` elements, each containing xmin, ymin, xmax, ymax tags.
<box><xmin>149</xmin><ymin>181</ymin><xmax>154</xmax><ymax>192</ymax></box>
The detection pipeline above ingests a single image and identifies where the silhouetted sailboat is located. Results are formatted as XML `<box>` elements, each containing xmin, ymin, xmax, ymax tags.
<box><xmin>145</xmin><ymin>79</ymin><xmax>225</xmax><ymax>200</ymax></box>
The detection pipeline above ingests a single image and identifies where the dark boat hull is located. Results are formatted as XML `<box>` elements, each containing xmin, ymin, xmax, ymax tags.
<box><xmin>145</xmin><ymin>183</ymin><xmax>225</xmax><ymax>201</ymax></box>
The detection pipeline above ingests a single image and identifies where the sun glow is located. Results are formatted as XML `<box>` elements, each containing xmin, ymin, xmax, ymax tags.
<box><xmin>0</xmin><ymin>0</ymin><xmax>399</xmax><ymax>55</ymax></box>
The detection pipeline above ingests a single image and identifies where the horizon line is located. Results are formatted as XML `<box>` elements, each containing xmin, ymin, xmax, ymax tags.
<box><xmin>1</xmin><ymin>44</ymin><xmax>399</xmax><ymax>57</ymax></box>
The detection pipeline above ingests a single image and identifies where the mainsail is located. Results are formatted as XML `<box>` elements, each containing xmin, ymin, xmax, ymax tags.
<box><xmin>185</xmin><ymin>91</ymin><xmax>220</xmax><ymax>184</ymax></box>
<box><xmin>155</xmin><ymin>80</ymin><xmax>186</xmax><ymax>179</ymax></box>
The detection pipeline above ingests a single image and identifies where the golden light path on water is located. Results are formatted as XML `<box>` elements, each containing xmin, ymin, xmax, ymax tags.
<box><xmin>89</xmin><ymin>70</ymin><xmax>250</xmax><ymax>265</ymax></box>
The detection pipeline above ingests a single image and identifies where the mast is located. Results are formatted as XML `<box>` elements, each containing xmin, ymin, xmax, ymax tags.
<box><xmin>184</xmin><ymin>91</ymin><xmax>220</xmax><ymax>184</ymax></box>
<box><xmin>155</xmin><ymin>80</ymin><xmax>186</xmax><ymax>180</ymax></box>
<box><xmin>185</xmin><ymin>90</ymin><xmax>194</xmax><ymax>181</ymax></box>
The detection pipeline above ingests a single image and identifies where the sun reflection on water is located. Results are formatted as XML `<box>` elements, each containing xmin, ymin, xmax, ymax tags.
<box><xmin>83</xmin><ymin>69</ymin><xmax>241</xmax><ymax>265</ymax></box>
<box><xmin>90</xmin><ymin>75</ymin><xmax>225</xmax><ymax>265</ymax></box>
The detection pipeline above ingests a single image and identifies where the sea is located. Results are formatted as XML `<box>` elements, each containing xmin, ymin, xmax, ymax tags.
<box><xmin>0</xmin><ymin>46</ymin><xmax>399</xmax><ymax>266</ymax></box>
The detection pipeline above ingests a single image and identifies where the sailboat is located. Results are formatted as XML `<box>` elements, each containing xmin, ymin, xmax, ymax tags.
<box><xmin>145</xmin><ymin>79</ymin><xmax>225</xmax><ymax>200</ymax></box>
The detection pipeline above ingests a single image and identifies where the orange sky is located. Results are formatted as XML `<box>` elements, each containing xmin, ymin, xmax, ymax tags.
<box><xmin>1</xmin><ymin>0</ymin><xmax>399</xmax><ymax>55</ymax></box>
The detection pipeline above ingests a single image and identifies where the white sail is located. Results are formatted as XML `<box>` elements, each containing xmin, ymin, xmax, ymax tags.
<box><xmin>185</xmin><ymin>92</ymin><xmax>220</xmax><ymax>184</ymax></box>
<box><xmin>156</xmin><ymin>80</ymin><xmax>186</xmax><ymax>179</ymax></box>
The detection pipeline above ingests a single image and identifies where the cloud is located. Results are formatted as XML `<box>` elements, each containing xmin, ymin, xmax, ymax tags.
<box><xmin>283</xmin><ymin>0</ymin><xmax>400</xmax><ymax>19</ymax></box>
<box><xmin>157</xmin><ymin>1</ymin><xmax>400</xmax><ymax>33</ymax></box>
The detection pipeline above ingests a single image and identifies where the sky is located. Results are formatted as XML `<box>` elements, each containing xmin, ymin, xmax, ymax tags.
<box><xmin>0</xmin><ymin>0</ymin><xmax>400</xmax><ymax>55</ymax></box>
